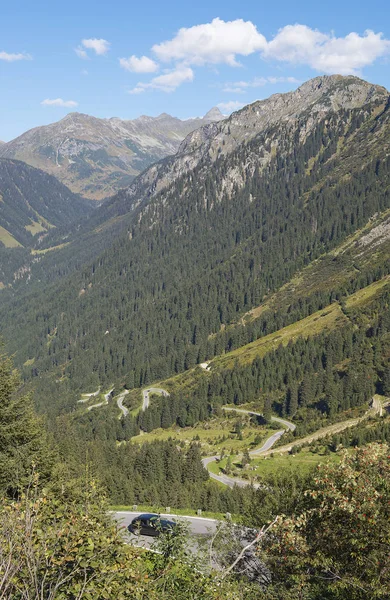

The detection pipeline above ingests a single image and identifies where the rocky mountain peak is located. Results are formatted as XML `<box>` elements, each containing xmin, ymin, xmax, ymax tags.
<box><xmin>0</xmin><ymin>107</ymin><xmax>226</xmax><ymax>200</ymax></box>
<box><xmin>178</xmin><ymin>75</ymin><xmax>389</xmax><ymax>157</ymax></box>
<box><xmin>124</xmin><ymin>75</ymin><xmax>389</xmax><ymax>208</ymax></box>
<box><xmin>156</xmin><ymin>112</ymin><xmax>176</xmax><ymax>120</ymax></box>
<box><xmin>59</xmin><ymin>112</ymin><xmax>93</xmax><ymax>123</ymax></box>
<box><xmin>203</xmin><ymin>107</ymin><xmax>224</xmax><ymax>121</ymax></box>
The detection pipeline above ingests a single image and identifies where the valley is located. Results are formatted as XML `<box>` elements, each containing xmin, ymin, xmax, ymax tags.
<box><xmin>1</xmin><ymin>72</ymin><xmax>390</xmax><ymax>599</ymax></box>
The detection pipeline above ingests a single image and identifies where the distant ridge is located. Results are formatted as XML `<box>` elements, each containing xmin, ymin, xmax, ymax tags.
<box><xmin>0</xmin><ymin>108</ymin><xmax>225</xmax><ymax>200</ymax></box>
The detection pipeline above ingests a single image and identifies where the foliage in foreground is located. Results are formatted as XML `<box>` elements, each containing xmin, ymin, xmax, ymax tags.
<box><xmin>264</xmin><ymin>443</ymin><xmax>390</xmax><ymax>599</ymax></box>
<box><xmin>0</xmin><ymin>444</ymin><xmax>388</xmax><ymax>600</ymax></box>
<box><xmin>0</xmin><ymin>351</ymin><xmax>53</xmax><ymax>498</ymax></box>
<box><xmin>0</xmin><ymin>479</ymin><xmax>253</xmax><ymax>600</ymax></box>
<box><xmin>1</xmin><ymin>351</ymin><xmax>389</xmax><ymax>598</ymax></box>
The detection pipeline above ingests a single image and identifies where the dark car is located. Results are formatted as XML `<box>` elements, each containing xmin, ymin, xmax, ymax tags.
<box><xmin>128</xmin><ymin>513</ymin><xmax>177</xmax><ymax>537</ymax></box>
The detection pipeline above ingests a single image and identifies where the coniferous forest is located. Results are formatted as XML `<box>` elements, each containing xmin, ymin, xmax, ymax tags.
<box><xmin>0</xmin><ymin>75</ymin><xmax>390</xmax><ymax>598</ymax></box>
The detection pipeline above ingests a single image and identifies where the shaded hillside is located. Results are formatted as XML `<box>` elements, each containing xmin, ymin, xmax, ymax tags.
<box><xmin>0</xmin><ymin>109</ymin><xmax>224</xmax><ymax>200</ymax></box>
<box><xmin>0</xmin><ymin>75</ymin><xmax>389</xmax><ymax>414</ymax></box>
<box><xmin>0</xmin><ymin>159</ymin><xmax>92</xmax><ymax>248</ymax></box>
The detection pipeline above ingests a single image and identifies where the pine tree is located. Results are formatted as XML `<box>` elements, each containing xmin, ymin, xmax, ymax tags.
<box><xmin>263</xmin><ymin>397</ymin><xmax>272</xmax><ymax>423</ymax></box>
<box><xmin>382</xmin><ymin>364</ymin><xmax>390</xmax><ymax>396</ymax></box>
<box><xmin>0</xmin><ymin>352</ymin><xmax>53</xmax><ymax>496</ymax></box>
<box><xmin>287</xmin><ymin>383</ymin><xmax>299</xmax><ymax>417</ymax></box>
<box><xmin>242</xmin><ymin>449</ymin><xmax>251</xmax><ymax>468</ymax></box>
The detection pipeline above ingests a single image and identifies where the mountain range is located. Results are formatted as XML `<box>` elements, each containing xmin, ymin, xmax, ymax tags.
<box><xmin>0</xmin><ymin>74</ymin><xmax>389</xmax><ymax>420</ymax></box>
<box><xmin>0</xmin><ymin>108</ymin><xmax>224</xmax><ymax>200</ymax></box>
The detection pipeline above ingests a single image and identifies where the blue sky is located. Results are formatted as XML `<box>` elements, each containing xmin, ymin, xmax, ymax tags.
<box><xmin>1</xmin><ymin>0</ymin><xmax>389</xmax><ymax>141</ymax></box>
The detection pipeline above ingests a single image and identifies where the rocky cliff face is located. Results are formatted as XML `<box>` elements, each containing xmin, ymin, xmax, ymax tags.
<box><xmin>120</xmin><ymin>76</ymin><xmax>389</xmax><ymax>210</ymax></box>
<box><xmin>0</xmin><ymin>109</ymin><xmax>224</xmax><ymax>200</ymax></box>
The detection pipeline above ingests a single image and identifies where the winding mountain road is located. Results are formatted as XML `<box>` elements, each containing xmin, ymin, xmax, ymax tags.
<box><xmin>77</xmin><ymin>387</ymin><xmax>101</xmax><ymax>403</ymax></box>
<box><xmin>128</xmin><ymin>384</ymin><xmax>384</xmax><ymax>488</ymax></box>
<box><xmin>139</xmin><ymin>388</ymin><xmax>295</xmax><ymax>488</ymax></box>
<box><xmin>142</xmin><ymin>387</ymin><xmax>169</xmax><ymax>411</ymax></box>
<box><xmin>130</xmin><ymin>383</ymin><xmax>384</xmax><ymax>488</ymax></box>
<box><xmin>87</xmin><ymin>387</ymin><xmax>114</xmax><ymax>411</ymax></box>
<box><xmin>116</xmin><ymin>390</ymin><xmax>129</xmax><ymax>417</ymax></box>
<box><xmin>202</xmin><ymin>408</ymin><xmax>295</xmax><ymax>488</ymax></box>
<box><xmin>202</xmin><ymin>455</ymin><xmax>259</xmax><ymax>489</ymax></box>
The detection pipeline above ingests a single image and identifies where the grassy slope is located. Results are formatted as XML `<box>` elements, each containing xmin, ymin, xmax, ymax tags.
<box><xmin>239</xmin><ymin>209</ymin><xmax>390</xmax><ymax>324</ymax></box>
<box><xmin>212</xmin><ymin>275</ymin><xmax>390</xmax><ymax>370</ymax></box>
<box><xmin>0</xmin><ymin>225</ymin><xmax>23</xmax><ymax>248</ymax></box>
<box><xmin>215</xmin><ymin>304</ymin><xmax>347</xmax><ymax>368</ymax></box>
<box><xmin>102</xmin><ymin>273</ymin><xmax>390</xmax><ymax>420</ymax></box>
<box><xmin>141</xmin><ymin>210</ymin><xmax>390</xmax><ymax>391</ymax></box>
<box><xmin>131</xmin><ymin>414</ymin><xmax>269</xmax><ymax>455</ymax></box>
<box><xmin>209</xmin><ymin>447</ymin><xmax>340</xmax><ymax>478</ymax></box>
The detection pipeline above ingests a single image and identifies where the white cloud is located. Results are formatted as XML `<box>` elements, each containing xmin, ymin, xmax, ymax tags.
<box><xmin>75</xmin><ymin>46</ymin><xmax>89</xmax><ymax>60</ymax></box>
<box><xmin>222</xmin><ymin>86</ymin><xmax>247</xmax><ymax>94</ymax></box>
<box><xmin>0</xmin><ymin>51</ymin><xmax>31</xmax><ymax>62</ymax></box>
<box><xmin>268</xmin><ymin>76</ymin><xmax>301</xmax><ymax>84</ymax></box>
<box><xmin>222</xmin><ymin>77</ymin><xmax>266</xmax><ymax>93</ymax></box>
<box><xmin>128</xmin><ymin>86</ymin><xmax>146</xmax><ymax>95</ymax></box>
<box><xmin>41</xmin><ymin>98</ymin><xmax>78</xmax><ymax>108</ymax></box>
<box><xmin>120</xmin><ymin>55</ymin><xmax>158</xmax><ymax>73</ymax></box>
<box><xmin>217</xmin><ymin>100</ymin><xmax>245</xmax><ymax>113</ymax></box>
<box><xmin>123</xmin><ymin>19</ymin><xmax>390</xmax><ymax>96</ymax></box>
<box><xmin>129</xmin><ymin>67</ymin><xmax>194</xmax><ymax>93</ymax></box>
<box><xmin>81</xmin><ymin>38</ymin><xmax>110</xmax><ymax>56</ymax></box>
<box><xmin>265</xmin><ymin>25</ymin><xmax>390</xmax><ymax>74</ymax></box>
<box><xmin>152</xmin><ymin>17</ymin><xmax>267</xmax><ymax>66</ymax></box>
<box><xmin>223</xmin><ymin>75</ymin><xmax>300</xmax><ymax>93</ymax></box>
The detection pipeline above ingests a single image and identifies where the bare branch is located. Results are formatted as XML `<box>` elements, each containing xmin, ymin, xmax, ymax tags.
<box><xmin>221</xmin><ymin>518</ymin><xmax>278</xmax><ymax>579</ymax></box>
<box><xmin>209</xmin><ymin>522</ymin><xmax>224</xmax><ymax>567</ymax></box>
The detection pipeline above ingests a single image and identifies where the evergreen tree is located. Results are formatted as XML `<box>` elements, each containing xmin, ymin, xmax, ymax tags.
<box><xmin>263</xmin><ymin>397</ymin><xmax>272</xmax><ymax>423</ymax></box>
<box><xmin>382</xmin><ymin>364</ymin><xmax>390</xmax><ymax>396</ymax></box>
<box><xmin>0</xmin><ymin>352</ymin><xmax>53</xmax><ymax>496</ymax></box>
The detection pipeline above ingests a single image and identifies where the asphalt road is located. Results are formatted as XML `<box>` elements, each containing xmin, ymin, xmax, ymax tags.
<box><xmin>249</xmin><ymin>429</ymin><xmax>286</xmax><ymax>457</ymax></box>
<box><xmin>142</xmin><ymin>387</ymin><xmax>169</xmax><ymax>411</ymax></box>
<box><xmin>116</xmin><ymin>390</ymin><xmax>129</xmax><ymax>417</ymax></box>
<box><xmin>77</xmin><ymin>387</ymin><xmax>101</xmax><ymax>403</ymax></box>
<box><xmin>113</xmin><ymin>511</ymin><xmax>218</xmax><ymax>549</ymax></box>
<box><xmin>201</xmin><ymin>456</ymin><xmax>258</xmax><ymax>489</ymax></box>
<box><xmin>222</xmin><ymin>407</ymin><xmax>296</xmax><ymax>431</ymax></box>
<box><xmin>87</xmin><ymin>387</ymin><xmax>114</xmax><ymax>411</ymax></box>
<box><xmin>202</xmin><ymin>408</ymin><xmax>295</xmax><ymax>487</ymax></box>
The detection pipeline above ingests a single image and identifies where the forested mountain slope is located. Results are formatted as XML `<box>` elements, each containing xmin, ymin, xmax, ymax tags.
<box><xmin>0</xmin><ymin>75</ymin><xmax>389</xmax><ymax>416</ymax></box>
<box><xmin>0</xmin><ymin>109</ymin><xmax>224</xmax><ymax>200</ymax></box>
<box><xmin>6</xmin><ymin>75</ymin><xmax>389</xmax><ymax>289</ymax></box>
<box><xmin>0</xmin><ymin>159</ymin><xmax>92</xmax><ymax>247</ymax></box>
<box><xmin>0</xmin><ymin>159</ymin><xmax>94</xmax><ymax>287</ymax></box>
